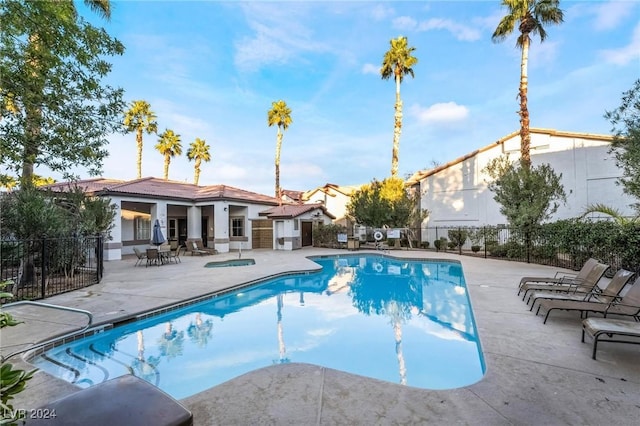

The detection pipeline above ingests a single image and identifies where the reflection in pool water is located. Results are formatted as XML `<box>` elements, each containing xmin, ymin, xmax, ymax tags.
<box><xmin>31</xmin><ymin>255</ymin><xmax>485</xmax><ymax>399</ymax></box>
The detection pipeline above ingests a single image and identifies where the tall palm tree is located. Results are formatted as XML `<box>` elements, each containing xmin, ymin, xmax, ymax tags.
<box><xmin>124</xmin><ymin>100</ymin><xmax>158</xmax><ymax>179</ymax></box>
<box><xmin>381</xmin><ymin>36</ymin><xmax>418</xmax><ymax>178</ymax></box>
<box><xmin>21</xmin><ymin>0</ymin><xmax>112</xmax><ymax>185</ymax></box>
<box><xmin>267</xmin><ymin>100</ymin><xmax>292</xmax><ymax>199</ymax></box>
<box><xmin>186</xmin><ymin>138</ymin><xmax>211</xmax><ymax>186</ymax></box>
<box><xmin>492</xmin><ymin>0</ymin><xmax>564</xmax><ymax>168</ymax></box>
<box><xmin>155</xmin><ymin>129</ymin><xmax>182</xmax><ymax>180</ymax></box>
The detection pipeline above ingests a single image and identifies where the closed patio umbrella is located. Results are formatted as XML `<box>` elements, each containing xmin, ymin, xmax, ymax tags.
<box><xmin>152</xmin><ymin>219</ymin><xmax>166</xmax><ymax>246</ymax></box>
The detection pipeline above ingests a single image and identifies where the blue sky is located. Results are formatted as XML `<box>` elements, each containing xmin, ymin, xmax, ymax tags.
<box><xmin>66</xmin><ymin>0</ymin><xmax>640</xmax><ymax>196</ymax></box>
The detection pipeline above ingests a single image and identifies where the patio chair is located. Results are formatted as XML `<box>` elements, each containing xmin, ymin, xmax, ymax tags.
<box><xmin>146</xmin><ymin>248</ymin><xmax>161</xmax><ymax>267</ymax></box>
<box><xmin>133</xmin><ymin>247</ymin><xmax>147</xmax><ymax>267</ymax></box>
<box><xmin>581</xmin><ymin>317</ymin><xmax>640</xmax><ymax>359</ymax></box>
<box><xmin>518</xmin><ymin>258</ymin><xmax>603</xmax><ymax>301</ymax></box>
<box><xmin>189</xmin><ymin>241</ymin><xmax>208</xmax><ymax>256</ymax></box>
<box><xmin>528</xmin><ymin>268</ymin><xmax>633</xmax><ymax>312</ymax></box>
<box><xmin>538</xmin><ymin>275</ymin><xmax>640</xmax><ymax>324</ymax></box>
<box><xmin>195</xmin><ymin>239</ymin><xmax>217</xmax><ymax>255</ymax></box>
<box><xmin>167</xmin><ymin>245</ymin><xmax>183</xmax><ymax>263</ymax></box>
<box><xmin>525</xmin><ymin>262</ymin><xmax>610</xmax><ymax>308</ymax></box>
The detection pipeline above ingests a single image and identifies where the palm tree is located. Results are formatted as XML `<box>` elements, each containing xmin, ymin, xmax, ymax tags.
<box><xmin>381</xmin><ymin>36</ymin><xmax>418</xmax><ymax>178</ymax></box>
<box><xmin>124</xmin><ymin>100</ymin><xmax>158</xmax><ymax>179</ymax></box>
<box><xmin>186</xmin><ymin>138</ymin><xmax>211</xmax><ymax>186</ymax></box>
<box><xmin>155</xmin><ymin>129</ymin><xmax>182</xmax><ymax>180</ymax></box>
<box><xmin>492</xmin><ymin>0</ymin><xmax>564</xmax><ymax>168</ymax></box>
<box><xmin>21</xmin><ymin>0</ymin><xmax>112</xmax><ymax>185</ymax></box>
<box><xmin>580</xmin><ymin>203</ymin><xmax>639</xmax><ymax>225</ymax></box>
<box><xmin>267</xmin><ymin>100</ymin><xmax>292</xmax><ymax>199</ymax></box>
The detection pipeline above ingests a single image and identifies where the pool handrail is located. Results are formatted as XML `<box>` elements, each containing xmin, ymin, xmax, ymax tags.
<box><xmin>1</xmin><ymin>300</ymin><xmax>94</xmax><ymax>363</ymax></box>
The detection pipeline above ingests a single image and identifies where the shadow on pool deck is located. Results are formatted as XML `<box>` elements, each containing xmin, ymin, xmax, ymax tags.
<box><xmin>3</xmin><ymin>248</ymin><xmax>640</xmax><ymax>425</ymax></box>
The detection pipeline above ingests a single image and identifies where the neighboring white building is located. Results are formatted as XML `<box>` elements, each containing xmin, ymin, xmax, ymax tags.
<box><xmin>302</xmin><ymin>183</ymin><xmax>361</xmax><ymax>227</ymax></box>
<box><xmin>406</xmin><ymin>128</ymin><xmax>634</xmax><ymax>230</ymax></box>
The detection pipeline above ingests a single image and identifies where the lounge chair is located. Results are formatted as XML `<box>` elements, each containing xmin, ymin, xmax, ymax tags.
<box><xmin>525</xmin><ymin>262</ymin><xmax>611</xmax><ymax>309</ymax></box>
<box><xmin>581</xmin><ymin>317</ymin><xmax>640</xmax><ymax>359</ymax></box>
<box><xmin>133</xmin><ymin>247</ymin><xmax>147</xmax><ymax>267</ymax></box>
<box><xmin>519</xmin><ymin>258</ymin><xmax>604</xmax><ymax>301</ymax></box>
<box><xmin>518</xmin><ymin>258</ymin><xmax>598</xmax><ymax>300</ymax></box>
<box><xmin>195</xmin><ymin>239</ymin><xmax>217</xmax><ymax>255</ymax></box>
<box><xmin>538</xmin><ymin>275</ymin><xmax>640</xmax><ymax>324</ymax></box>
<box><xmin>529</xmin><ymin>268</ymin><xmax>633</xmax><ymax>312</ymax></box>
<box><xmin>25</xmin><ymin>374</ymin><xmax>192</xmax><ymax>426</ymax></box>
<box><xmin>189</xmin><ymin>241</ymin><xmax>209</xmax><ymax>256</ymax></box>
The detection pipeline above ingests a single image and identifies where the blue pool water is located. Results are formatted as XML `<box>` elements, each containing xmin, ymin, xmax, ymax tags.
<box><xmin>31</xmin><ymin>255</ymin><xmax>485</xmax><ymax>399</ymax></box>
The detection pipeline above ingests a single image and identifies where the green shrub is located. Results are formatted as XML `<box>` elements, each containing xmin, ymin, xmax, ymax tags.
<box><xmin>447</xmin><ymin>229</ymin><xmax>468</xmax><ymax>249</ymax></box>
<box><xmin>433</xmin><ymin>237</ymin><xmax>447</xmax><ymax>251</ymax></box>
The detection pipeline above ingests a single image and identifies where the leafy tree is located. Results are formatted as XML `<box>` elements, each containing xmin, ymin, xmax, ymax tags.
<box><xmin>492</xmin><ymin>0</ymin><xmax>564</xmax><ymax>168</ymax></box>
<box><xmin>155</xmin><ymin>129</ymin><xmax>182</xmax><ymax>180</ymax></box>
<box><xmin>267</xmin><ymin>100</ymin><xmax>292</xmax><ymax>199</ymax></box>
<box><xmin>605</xmin><ymin>79</ymin><xmax>640</xmax><ymax>212</ymax></box>
<box><xmin>1</xmin><ymin>185</ymin><xmax>116</xmax><ymax>240</ymax></box>
<box><xmin>381</xmin><ymin>36</ymin><xmax>418</xmax><ymax>178</ymax></box>
<box><xmin>0</xmin><ymin>186</ymin><xmax>68</xmax><ymax>240</ymax></box>
<box><xmin>484</xmin><ymin>156</ymin><xmax>566</xmax><ymax>248</ymax></box>
<box><xmin>186</xmin><ymin>137</ymin><xmax>211</xmax><ymax>186</ymax></box>
<box><xmin>124</xmin><ymin>100</ymin><xmax>158</xmax><ymax>179</ymax></box>
<box><xmin>347</xmin><ymin>177</ymin><xmax>427</xmax><ymax>228</ymax></box>
<box><xmin>0</xmin><ymin>0</ymin><xmax>125</xmax><ymax>185</ymax></box>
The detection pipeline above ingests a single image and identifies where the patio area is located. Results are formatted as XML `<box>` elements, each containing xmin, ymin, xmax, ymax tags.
<box><xmin>3</xmin><ymin>248</ymin><xmax>639</xmax><ymax>425</ymax></box>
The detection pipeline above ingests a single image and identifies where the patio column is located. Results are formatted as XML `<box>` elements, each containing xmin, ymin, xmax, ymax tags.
<box><xmin>104</xmin><ymin>197</ymin><xmax>122</xmax><ymax>261</ymax></box>
<box><xmin>213</xmin><ymin>203</ymin><xmax>229</xmax><ymax>253</ymax></box>
<box><xmin>186</xmin><ymin>206</ymin><xmax>202</xmax><ymax>245</ymax></box>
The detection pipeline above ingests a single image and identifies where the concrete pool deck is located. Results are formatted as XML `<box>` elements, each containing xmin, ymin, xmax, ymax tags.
<box><xmin>2</xmin><ymin>248</ymin><xmax>639</xmax><ymax>425</ymax></box>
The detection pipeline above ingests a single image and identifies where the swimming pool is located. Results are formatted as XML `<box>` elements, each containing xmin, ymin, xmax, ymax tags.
<box><xmin>30</xmin><ymin>255</ymin><xmax>485</xmax><ymax>399</ymax></box>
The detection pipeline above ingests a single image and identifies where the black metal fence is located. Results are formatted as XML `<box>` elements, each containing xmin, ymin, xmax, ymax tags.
<box><xmin>1</xmin><ymin>236</ymin><xmax>103</xmax><ymax>301</ymax></box>
<box><xmin>414</xmin><ymin>226</ymin><xmax>629</xmax><ymax>274</ymax></box>
<box><xmin>356</xmin><ymin>225</ymin><xmax>634</xmax><ymax>276</ymax></box>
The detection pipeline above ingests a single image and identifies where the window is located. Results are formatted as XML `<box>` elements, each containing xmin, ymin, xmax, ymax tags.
<box><xmin>294</xmin><ymin>219</ymin><xmax>299</xmax><ymax>231</ymax></box>
<box><xmin>231</xmin><ymin>217</ymin><xmax>244</xmax><ymax>237</ymax></box>
<box><xmin>135</xmin><ymin>216</ymin><xmax>151</xmax><ymax>240</ymax></box>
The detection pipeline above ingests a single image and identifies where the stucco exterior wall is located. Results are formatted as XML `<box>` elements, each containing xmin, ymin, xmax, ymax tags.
<box><xmin>419</xmin><ymin>133</ymin><xmax>634</xmax><ymax>228</ymax></box>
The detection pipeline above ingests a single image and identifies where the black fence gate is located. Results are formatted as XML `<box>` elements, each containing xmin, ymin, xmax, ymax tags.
<box><xmin>1</xmin><ymin>236</ymin><xmax>104</xmax><ymax>301</ymax></box>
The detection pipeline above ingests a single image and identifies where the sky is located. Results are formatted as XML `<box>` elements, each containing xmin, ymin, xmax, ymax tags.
<box><xmin>56</xmin><ymin>0</ymin><xmax>640</xmax><ymax>196</ymax></box>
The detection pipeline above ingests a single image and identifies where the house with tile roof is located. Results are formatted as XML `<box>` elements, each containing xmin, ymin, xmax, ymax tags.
<box><xmin>259</xmin><ymin>204</ymin><xmax>335</xmax><ymax>250</ymax></box>
<box><xmin>406</xmin><ymin>128</ymin><xmax>635</xmax><ymax>243</ymax></box>
<box><xmin>47</xmin><ymin>177</ymin><xmax>333</xmax><ymax>259</ymax></box>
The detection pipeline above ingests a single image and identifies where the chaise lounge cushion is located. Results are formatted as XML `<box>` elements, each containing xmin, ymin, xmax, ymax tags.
<box><xmin>24</xmin><ymin>374</ymin><xmax>192</xmax><ymax>426</ymax></box>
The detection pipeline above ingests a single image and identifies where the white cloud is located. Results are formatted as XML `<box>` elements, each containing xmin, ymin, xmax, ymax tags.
<box><xmin>409</xmin><ymin>102</ymin><xmax>469</xmax><ymax>124</ymax></box>
<box><xmin>371</xmin><ymin>4</ymin><xmax>394</xmax><ymax>21</ymax></box>
<box><xmin>592</xmin><ymin>1</ymin><xmax>637</xmax><ymax>31</ymax></box>
<box><xmin>393</xmin><ymin>15</ymin><xmax>418</xmax><ymax>31</ymax></box>
<box><xmin>233</xmin><ymin>3</ymin><xmax>328</xmax><ymax>72</ymax></box>
<box><xmin>393</xmin><ymin>16</ymin><xmax>481</xmax><ymax>42</ymax></box>
<box><xmin>600</xmin><ymin>21</ymin><xmax>640</xmax><ymax>65</ymax></box>
<box><xmin>361</xmin><ymin>63</ymin><xmax>379</xmax><ymax>75</ymax></box>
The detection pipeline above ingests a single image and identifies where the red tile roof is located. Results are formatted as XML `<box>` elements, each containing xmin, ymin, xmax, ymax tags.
<box><xmin>46</xmin><ymin>177</ymin><xmax>279</xmax><ymax>205</ymax></box>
